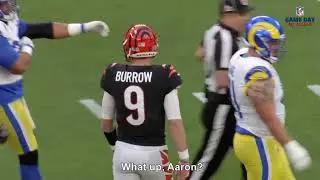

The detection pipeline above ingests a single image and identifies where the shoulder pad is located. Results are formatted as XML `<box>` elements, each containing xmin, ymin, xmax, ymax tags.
<box><xmin>109</xmin><ymin>62</ymin><xmax>118</xmax><ymax>69</ymax></box>
<box><xmin>162</xmin><ymin>64</ymin><xmax>175</xmax><ymax>70</ymax></box>
<box><xmin>162</xmin><ymin>64</ymin><xmax>178</xmax><ymax>77</ymax></box>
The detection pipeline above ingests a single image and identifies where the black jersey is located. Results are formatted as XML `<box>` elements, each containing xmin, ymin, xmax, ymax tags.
<box><xmin>101</xmin><ymin>63</ymin><xmax>182</xmax><ymax>146</ymax></box>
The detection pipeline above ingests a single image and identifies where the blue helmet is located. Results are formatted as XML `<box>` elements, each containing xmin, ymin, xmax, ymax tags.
<box><xmin>0</xmin><ymin>0</ymin><xmax>19</xmax><ymax>21</ymax></box>
<box><xmin>245</xmin><ymin>16</ymin><xmax>286</xmax><ymax>62</ymax></box>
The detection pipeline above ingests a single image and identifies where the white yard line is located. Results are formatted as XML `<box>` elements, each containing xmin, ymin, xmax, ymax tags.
<box><xmin>79</xmin><ymin>99</ymin><xmax>102</xmax><ymax>119</ymax></box>
<box><xmin>80</xmin><ymin>86</ymin><xmax>318</xmax><ymax>119</ymax></box>
<box><xmin>307</xmin><ymin>84</ymin><xmax>320</xmax><ymax>97</ymax></box>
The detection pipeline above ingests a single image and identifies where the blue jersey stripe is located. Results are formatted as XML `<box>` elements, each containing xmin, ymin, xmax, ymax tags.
<box><xmin>3</xmin><ymin>103</ymin><xmax>30</xmax><ymax>153</ymax></box>
<box><xmin>235</xmin><ymin>125</ymin><xmax>256</xmax><ymax>136</ymax></box>
<box><xmin>255</xmin><ymin>138</ymin><xmax>269</xmax><ymax>180</ymax></box>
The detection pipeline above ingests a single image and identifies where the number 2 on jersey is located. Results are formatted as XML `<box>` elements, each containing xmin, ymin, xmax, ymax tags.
<box><xmin>124</xmin><ymin>85</ymin><xmax>145</xmax><ymax>126</ymax></box>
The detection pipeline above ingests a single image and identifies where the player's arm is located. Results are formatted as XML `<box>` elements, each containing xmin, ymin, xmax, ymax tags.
<box><xmin>20</xmin><ymin>20</ymin><xmax>109</xmax><ymax>39</ymax></box>
<box><xmin>164</xmin><ymin>66</ymin><xmax>189</xmax><ymax>159</ymax></box>
<box><xmin>213</xmin><ymin>31</ymin><xmax>233</xmax><ymax>89</ymax></box>
<box><xmin>101</xmin><ymin>91</ymin><xmax>117</xmax><ymax>151</ymax></box>
<box><xmin>0</xmin><ymin>35</ymin><xmax>34</xmax><ymax>74</ymax></box>
<box><xmin>247</xmin><ymin>79</ymin><xmax>292</xmax><ymax>145</ymax></box>
<box><xmin>100</xmin><ymin>65</ymin><xmax>117</xmax><ymax>151</ymax></box>
<box><xmin>166</xmin><ymin>89</ymin><xmax>188</xmax><ymax>157</ymax></box>
<box><xmin>194</xmin><ymin>40</ymin><xmax>204</xmax><ymax>61</ymax></box>
<box><xmin>165</xmin><ymin>89</ymin><xmax>190</xmax><ymax>179</ymax></box>
<box><xmin>245</xmin><ymin>68</ymin><xmax>311</xmax><ymax>171</ymax></box>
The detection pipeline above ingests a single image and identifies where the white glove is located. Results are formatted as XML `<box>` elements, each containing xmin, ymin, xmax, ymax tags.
<box><xmin>19</xmin><ymin>37</ymin><xmax>34</xmax><ymax>55</ymax></box>
<box><xmin>284</xmin><ymin>140</ymin><xmax>311</xmax><ymax>171</ymax></box>
<box><xmin>84</xmin><ymin>21</ymin><xmax>110</xmax><ymax>37</ymax></box>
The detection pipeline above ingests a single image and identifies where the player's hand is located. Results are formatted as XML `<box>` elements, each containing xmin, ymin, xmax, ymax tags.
<box><xmin>110</xmin><ymin>145</ymin><xmax>115</xmax><ymax>152</ymax></box>
<box><xmin>19</xmin><ymin>37</ymin><xmax>35</xmax><ymax>55</ymax></box>
<box><xmin>284</xmin><ymin>140</ymin><xmax>312</xmax><ymax>171</ymax></box>
<box><xmin>175</xmin><ymin>161</ymin><xmax>190</xmax><ymax>180</ymax></box>
<box><xmin>0</xmin><ymin>124</ymin><xmax>8</xmax><ymax>144</ymax></box>
<box><xmin>84</xmin><ymin>21</ymin><xmax>110</xmax><ymax>37</ymax></box>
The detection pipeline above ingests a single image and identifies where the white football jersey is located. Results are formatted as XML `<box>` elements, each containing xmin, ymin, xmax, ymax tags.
<box><xmin>228</xmin><ymin>48</ymin><xmax>285</xmax><ymax>137</ymax></box>
<box><xmin>0</xmin><ymin>15</ymin><xmax>23</xmax><ymax>85</ymax></box>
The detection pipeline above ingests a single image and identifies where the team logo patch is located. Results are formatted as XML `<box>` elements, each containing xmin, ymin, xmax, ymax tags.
<box><xmin>296</xmin><ymin>6</ymin><xmax>304</xmax><ymax>17</ymax></box>
<box><xmin>285</xmin><ymin>6</ymin><xmax>315</xmax><ymax>27</ymax></box>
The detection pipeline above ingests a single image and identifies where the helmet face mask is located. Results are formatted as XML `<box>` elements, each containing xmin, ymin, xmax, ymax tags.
<box><xmin>262</xmin><ymin>35</ymin><xmax>287</xmax><ymax>63</ymax></box>
<box><xmin>0</xmin><ymin>0</ymin><xmax>18</xmax><ymax>21</ymax></box>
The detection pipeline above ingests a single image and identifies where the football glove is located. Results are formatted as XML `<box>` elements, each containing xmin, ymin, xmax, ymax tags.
<box><xmin>84</xmin><ymin>21</ymin><xmax>110</xmax><ymax>37</ymax></box>
<box><xmin>0</xmin><ymin>124</ymin><xmax>8</xmax><ymax>144</ymax></box>
<box><xmin>19</xmin><ymin>37</ymin><xmax>35</xmax><ymax>55</ymax></box>
<box><xmin>284</xmin><ymin>140</ymin><xmax>311</xmax><ymax>171</ymax></box>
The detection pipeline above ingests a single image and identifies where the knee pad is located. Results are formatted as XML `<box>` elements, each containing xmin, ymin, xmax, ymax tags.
<box><xmin>19</xmin><ymin>150</ymin><xmax>38</xmax><ymax>165</ymax></box>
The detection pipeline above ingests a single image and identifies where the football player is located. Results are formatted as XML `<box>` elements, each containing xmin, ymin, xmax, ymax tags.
<box><xmin>0</xmin><ymin>0</ymin><xmax>109</xmax><ymax>180</ymax></box>
<box><xmin>189</xmin><ymin>0</ymin><xmax>252</xmax><ymax>179</ymax></box>
<box><xmin>100</xmin><ymin>24</ymin><xmax>190</xmax><ymax>180</ymax></box>
<box><xmin>228</xmin><ymin>16</ymin><xmax>311</xmax><ymax>179</ymax></box>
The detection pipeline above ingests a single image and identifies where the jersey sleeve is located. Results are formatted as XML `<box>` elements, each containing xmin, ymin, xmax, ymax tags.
<box><xmin>18</xmin><ymin>19</ymin><xmax>28</xmax><ymax>38</ymax></box>
<box><xmin>18</xmin><ymin>19</ymin><xmax>54</xmax><ymax>39</ymax></box>
<box><xmin>164</xmin><ymin>89</ymin><xmax>182</xmax><ymax>120</ymax></box>
<box><xmin>0</xmin><ymin>35</ymin><xmax>19</xmax><ymax>70</ymax></box>
<box><xmin>243</xmin><ymin>65</ymin><xmax>273</xmax><ymax>93</ymax></box>
<box><xmin>100</xmin><ymin>63</ymin><xmax>117</xmax><ymax>94</ymax></box>
<box><xmin>164</xmin><ymin>64</ymin><xmax>183</xmax><ymax>94</ymax></box>
<box><xmin>101</xmin><ymin>91</ymin><xmax>116</xmax><ymax>119</ymax></box>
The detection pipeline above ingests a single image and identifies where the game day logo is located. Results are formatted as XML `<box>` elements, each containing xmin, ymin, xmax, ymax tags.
<box><xmin>285</xmin><ymin>6</ymin><xmax>315</xmax><ymax>26</ymax></box>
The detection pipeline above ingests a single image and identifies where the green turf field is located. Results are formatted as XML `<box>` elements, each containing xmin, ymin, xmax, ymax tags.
<box><xmin>0</xmin><ymin>0</ymin><xmax>319</xmax><ymax>179</ymax></box>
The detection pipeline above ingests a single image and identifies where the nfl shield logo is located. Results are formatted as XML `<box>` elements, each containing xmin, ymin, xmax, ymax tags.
<box><xmin>296</xmin><ymin>6</ymin><xmax>304</xmax><ymax>17</ymax></box>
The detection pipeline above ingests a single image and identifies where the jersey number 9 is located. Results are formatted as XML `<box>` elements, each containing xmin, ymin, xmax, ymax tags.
<box><xmin>124</xmin><ymin>85</ymin><xmax>145</xmax><ymax>126</ymax></box>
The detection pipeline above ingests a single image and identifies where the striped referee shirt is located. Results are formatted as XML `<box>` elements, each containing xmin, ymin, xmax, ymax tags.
<box><xmin>202</xmin><ymin>21</ymin><xmax>243</xmax><ymax>102</ymax></box>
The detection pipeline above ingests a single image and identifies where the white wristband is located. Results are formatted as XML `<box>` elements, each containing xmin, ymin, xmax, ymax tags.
<box><xmin>68</xmin><ymin>23</ymin><xmax>86</xmax><ymax>36</ymax></box>
<box><xmin>21</xmin><ymin>45</ymin><xmax>33</xmax><ymax>55</ymax></box>
<box><xmin>178</xmin><ymin>149</ymin><xmax>189</xmax><ymax>161</ymax></box>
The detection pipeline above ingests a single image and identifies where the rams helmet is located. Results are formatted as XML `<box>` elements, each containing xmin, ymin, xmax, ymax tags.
<box><xmin>245</xmin><ymin>16</ymin><xmax>286</xmax><ymax>62</ymax></box>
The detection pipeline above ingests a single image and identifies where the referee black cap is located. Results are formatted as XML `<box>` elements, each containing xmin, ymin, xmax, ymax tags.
<box><xmin>220</xmin><ymin>0</ymin><xmax>254</xmax><ymax>14</ymax></box>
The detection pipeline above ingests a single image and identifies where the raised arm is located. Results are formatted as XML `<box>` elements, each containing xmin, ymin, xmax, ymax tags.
<box><xmin>19</xmin><ymin>20</ymin><xmax>109</xmax><ymax>39</ymax></box>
